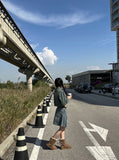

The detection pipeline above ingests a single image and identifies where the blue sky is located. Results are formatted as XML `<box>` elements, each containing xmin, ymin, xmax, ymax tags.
<box><xmin>0</xmin><ymin>0</ymin><xmax>117</xmax><ymax>83</ymax></box>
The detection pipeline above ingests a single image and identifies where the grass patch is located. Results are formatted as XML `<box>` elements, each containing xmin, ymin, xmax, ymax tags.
<box><xmin>0</xmin><ymin>81</ymin><xmax>51</xmax><ymax>143</ymax></box>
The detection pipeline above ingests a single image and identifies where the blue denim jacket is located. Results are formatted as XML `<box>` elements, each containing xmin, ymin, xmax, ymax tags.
<box><xmin>54</xmin><ymin>87</ymin><xmax>68</xmax><ymax>107</ymax></box>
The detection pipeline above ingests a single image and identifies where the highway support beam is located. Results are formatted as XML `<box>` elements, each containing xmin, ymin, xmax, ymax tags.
<box><xmin>0</xmin><ymin>27</ymin><xmax>7</xmax><ymax>47</ymax></box>
<box><xmin>26</xmin><ymin>73</ymin><xmax>32</xmax><ymax>92</ymax></box>
<box><xmin>19</xmin><ymin>68</ymin><xmax>33</xmax><ymax>92</ymax></box>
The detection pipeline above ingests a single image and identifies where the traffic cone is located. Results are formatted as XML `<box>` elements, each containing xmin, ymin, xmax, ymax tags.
<box><xmin>35</xmin><ymin>105</ymin><xmax>44</xmax><ymax>128</ymax></box>
<box><xmin>14</xmin><ymin>127</ymin><xmax>29</xmax><ymax>160</ymax></box>
<box><xmin>46</xmin><ymin>97</ymin><xmax>50</xmax><ymax>106</ymax></box>
<box><xmin>46</xmin><ymin>95</ymin><xmax>49</xmax><ymax>98</ymax></box>
<box><xmin>43</xmin><ymin>98</ymin><xmax>46</xmax><ymax>103</ymax></box>
<box><xmin>42</xmin><ymin>100</ymin><xmax>48</xmax><ymax>113</ymax></box>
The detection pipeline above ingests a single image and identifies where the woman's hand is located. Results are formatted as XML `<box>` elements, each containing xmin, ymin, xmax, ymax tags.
<box><xmin>67</xmin><ymin>95</ymin><xmax>72</xmax><ymax>99</ymax></box>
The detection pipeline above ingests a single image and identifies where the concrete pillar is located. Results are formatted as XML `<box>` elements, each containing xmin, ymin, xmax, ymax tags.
<box><xmin>26</xmin><ymin>74</ymin><xmax>32</xmax><ymax>92</ymax></box>
<box><xmin>116</xmin><ymin>29</ymin><xmax>119</xmax><ymax>83</ymax></box>
<box><xmin>116</xmin><ymin>28</ymin><xmax>119</xmax><ymax>63</ymax></box>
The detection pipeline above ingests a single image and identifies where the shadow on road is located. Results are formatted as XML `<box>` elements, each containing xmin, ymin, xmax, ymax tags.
<box><xmin>25</xmin><ymin>137</ymin><xmax>60</xmax><ymax>150</ymax></box>
<box><xmin>27</xmin><ymin>123</ymin><xmax>45</xmax><ymax>128</ymax></box>
<box><xmin>68</xmin><ymin>89</ymin><xmax>119</xmax><ymax>107</ymax></box>
<box><xmin>26</xmin><ymin>136</ymin><xmax>60</xmax><ymax>150</ymax></box>
<box><xmin>41</xmin><ymin>140</ymin><xmax>60</xmax><ymax>150</ymax></box>
<box><xmin>26</xmin><ymin>136</ymin><xmax>48</xmax><ymax>149</ymax></box>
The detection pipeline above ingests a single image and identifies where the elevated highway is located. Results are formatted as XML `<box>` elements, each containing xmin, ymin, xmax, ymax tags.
<box><xmin>0</xmin><ymin>1</ymin><xmax>54</xmax><ymax>91</ymax></box>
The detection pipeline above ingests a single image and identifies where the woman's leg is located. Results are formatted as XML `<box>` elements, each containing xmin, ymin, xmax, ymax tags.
<box><xmin>59</xmin><ymin>127</ymin><xmax>72</xmax><ymax>149</ymax></box>
<box><xmin>60</xmin><ymin>129</ymin><xmax>65</xmax><ymax>140</ymax></box>
<box><xmin>46</xmin><ymin>127</ymin><xmax>64</xmax><ymax>150</ymax></box>
<box><xmin>53</xmin><ymin>126</ymin><xmax>65</xmax><ymax>139</ymax></box>
<box><xmin>46</xmin><ymin>126</ymin><xmax>67</xmax><ymax>150</ymax></box>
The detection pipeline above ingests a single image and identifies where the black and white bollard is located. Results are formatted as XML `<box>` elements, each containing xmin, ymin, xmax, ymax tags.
<box><xmin>35</xmin><ymin>105</ymin><xmax>44</xmax><ymax>128</ymax></box>
<box><xmin>42</xmin><ymin>99</ymin><xmax>48</xmax><ymax>113</ymax></box>
<box><xmin>14</xmin><ymin>127</ymin><xmax>29</xmax><ymax>160</ymax></box>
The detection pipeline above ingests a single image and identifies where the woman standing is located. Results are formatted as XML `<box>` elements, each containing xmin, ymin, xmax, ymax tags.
<box><xmin>46</xmin><ymin>78</ymin><xmax>72</xmax><ymax>150</ymax></box>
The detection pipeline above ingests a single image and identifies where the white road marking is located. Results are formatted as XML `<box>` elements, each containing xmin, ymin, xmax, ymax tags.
<box><xmin>87</xmin><ymin>146</ymin><xmax>117</xmax><ymax>160</ymax></box>
<box><xmin>79</xmin><ymin>121</ymin><xmax>100</xmax><ymax>146</ymax></box>
<box><xmin>29</xmin><ymin>107</ymin><xmax>50</xmax><ymax>160</ymax></box>
<box><xmin>79</xmin><ymin>121</ymin><xmax>117</xmax><ymax>160</ymax></box>
<box><xmin>89</xmin><ymin>123</ymin><xmax>108</xmax><ymax>142</ymax></box>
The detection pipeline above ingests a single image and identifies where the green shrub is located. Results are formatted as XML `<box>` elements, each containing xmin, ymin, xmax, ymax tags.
<box><xmin>0</xmin><ymin>81</ymin><xmax>50</xmax><ymax>143</ymax></box>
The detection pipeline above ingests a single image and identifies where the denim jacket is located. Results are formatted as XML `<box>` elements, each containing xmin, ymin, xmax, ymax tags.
<box><xmin>54</xmin><ymin>87</ymin><xmax>68</xmax><ymax>108</ymax></box>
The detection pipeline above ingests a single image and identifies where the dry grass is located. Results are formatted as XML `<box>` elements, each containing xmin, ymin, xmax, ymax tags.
<box><xmin>0</xmin><ymin>82</ymin><xmax>50</xmax><ymax>143</ymax></box>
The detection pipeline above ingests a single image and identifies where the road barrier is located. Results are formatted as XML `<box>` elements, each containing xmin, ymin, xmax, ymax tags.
<box><xmin>0</xmin><ymin>92</ymin><xmax>54</xmax><ymax>159</ymax></box>
<box><xmin>46</xmin><ymin>96</ymin><xmax>50</xmax><ymax>106</ymax></box>
<box><xmin>14</xmin><ymin>127</ymin><xmax>29</xmax><ymax>160</ymax></box>
<box><xmin>35</xmin><ymin>105</ymin><xmax>44</xmax><ymax>128</ymax></box>
<box><xmin>42</xmin><ymin>99</ymin><xmax>48</xmax><ymax>113</ymax></box>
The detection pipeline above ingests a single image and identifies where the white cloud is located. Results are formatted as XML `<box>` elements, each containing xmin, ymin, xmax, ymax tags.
<box><xmin>97</xmin><ymin>38</ymin><xmax>116</xmax><ymax>47</ymax></box>
<box><xmin>30</xmin><ymin>43</ymin><xmax>39</xmax><ymax>50</ymax></box>
<box><xmin>87</xmin><ymin>66</ymin><xmax>100</xmax><ymax>70</ymax></box>
<box><xmin>2</xmin><ymin>1</ymin><xmax>103</xmax><ymax>28</ymax></box>
<box><xmin>36</xmin><ymin>47</ymin><xmax>58</xmax><ymax>66</ymax></box>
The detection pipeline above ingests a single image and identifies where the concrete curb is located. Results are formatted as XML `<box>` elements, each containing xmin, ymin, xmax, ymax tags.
<box><xmin>0</xmin><ymin>101</ymin><xmax>43</xmax><ymax>158</ymax></box>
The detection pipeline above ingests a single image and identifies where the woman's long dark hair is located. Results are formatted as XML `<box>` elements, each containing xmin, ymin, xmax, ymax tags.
<box><xmin>55</xmin><ymin>78</ymin><xmax>67</xmax><ymax>95</ymax></box>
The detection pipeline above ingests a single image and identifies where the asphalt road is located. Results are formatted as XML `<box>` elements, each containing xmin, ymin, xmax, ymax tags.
<box><xmin>5</xmin><ymin>89</ymin><xmax>119</xmax><ymax>160</ymax></box>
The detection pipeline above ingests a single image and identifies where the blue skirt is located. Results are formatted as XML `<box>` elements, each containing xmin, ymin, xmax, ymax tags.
<box><xmin>53</xmin><ymin>107</ymin><xmax>67</xmax><ymax>127</ymax></box>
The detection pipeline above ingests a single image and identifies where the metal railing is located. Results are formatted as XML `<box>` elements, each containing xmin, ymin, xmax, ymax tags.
<box><xmin>112</xmin><ymin>0</ymin><xmax>118</xmax><ymax>5</ymax></box>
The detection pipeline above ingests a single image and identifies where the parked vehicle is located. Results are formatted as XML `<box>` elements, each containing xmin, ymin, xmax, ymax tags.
<box><xmin>75</xmin><ymin>85</ymin><xmax>80</xmax><ymax>92</ymax></box>
<box><xmin>101</xmin><ymin>83</ymin><xmax>114</xmax><ymax>93</ymax></box>
<box><xmin>78</xmin><ymin>83</ymin><xmax>92</xmax><ymax>93</ymax></box>
<box><xmin>112</xmin><ymin>84</ymin><xmax>119</xmax><ymax>94</ymax></box>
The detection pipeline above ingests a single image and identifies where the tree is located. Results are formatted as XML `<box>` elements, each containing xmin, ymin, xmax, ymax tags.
<box><xmin>65</xmin><ymin>75</ymin><xmax>71</xmax><ymax>83</ymax></box>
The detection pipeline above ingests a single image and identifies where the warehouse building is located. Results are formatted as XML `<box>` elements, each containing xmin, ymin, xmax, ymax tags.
<box><xmin>72</xmin><ymin>70</ymin><xmax>112</xmax><ymax>88</ymax></box>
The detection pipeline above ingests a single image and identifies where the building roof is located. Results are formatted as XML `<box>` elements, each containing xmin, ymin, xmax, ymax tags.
<box><xmin>72</xmin><ymin>70</ymin><xmax>112</xmax><ymax>78</ymax></box>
